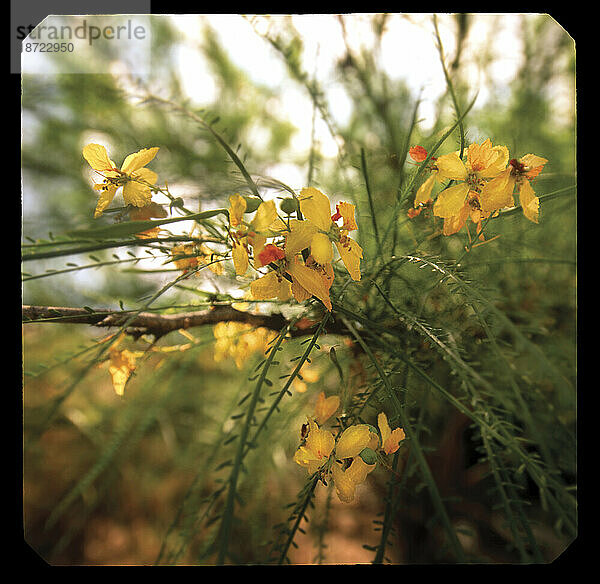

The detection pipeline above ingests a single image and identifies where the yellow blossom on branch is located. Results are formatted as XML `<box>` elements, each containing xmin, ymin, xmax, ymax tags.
<box><xmin>83</xmin><ymin>143</ymin><xmax>160</xmax><ymax>218</ymax></box>
<box><xmin>228</xmin><ymin>195</ymin><xmax>283</xmax><ymax>276</ymax></box>
<box><xmin>247</xmin><ymin>187</ymin><xmax>363</xmax><ymax>312</ymax></box>
<box><xmin>249</xmin><ymin>249</ymin><xmax>334</xmax><ymax>311</ymax></box>
<box><xmin>293</xmin><ymin>418</ymin><xmax>335</xmax><ymax>474</ymax></box>
<box><xmin>107</xmin><ymin>346</ymin><xmax>141</xmax><ymax>396</ymax></box>
<box><xmin>212</xmin><ymin>321</ymin><xmax>275</xmax><ymax>369</ymax></box>
<box><xmin>377</xmin><ymin>412</ymin><xmax>406</xmax><ymax>454</ymax></box>
<box><xmin>431</xmin><ymin>139</ymin><xmax>511</xmax><ymax>236</ymax></box>
<box><xmin>331</xmin><ymin>456</ymin><xmax>377</xmax><ymax>503</ymax></box>
<box><xmin>286</xmin><ymin>187</ymin><xmax>362</xmax><ymax>281</ymax></box>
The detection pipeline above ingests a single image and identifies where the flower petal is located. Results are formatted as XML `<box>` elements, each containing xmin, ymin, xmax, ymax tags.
<box><xmin>479</xmin><ymin>168</ymin><xmax>515</xmax><ymax>213</ymax></box>
<box><xmin>250</xmin><ymin>270</ymin><xmax>291</xmax><ymax>300</ymax></box>
<box><xmin>120</xmin><ymin>147</ymin><xmax>159</xmax><ymax>174</ymax></box>
<box><xmin>83</xmin><ymin>143</ymin><xmax>118</xmax><ymax>173</ymax></box>
<box><xmin>131</xmin><ymin>166</ymin><xmax>157</xmax><ymax>186</ymax></box>
<box><xmin>229</xmin><ymin>194</ymin><xmax>247</xmax><ymax>227</ymax></box>
<box><xmin>299</xmin><ymin>187</ymin><xmax>332</xmax><ymax>231</ymax></box>
<box><xmin>255</xmin><ymin>243</ymin><xmax>286</xmax><ymax>268</ymax></box>
<box><xmin>414</xmin><ymin>173</ymin><xmax>436</xmax><ymax>207</ymax></box>
<box><xmin>335</xmin><ymin>237</ymin><xmax>362</xmax><ymax>281</ymax></box>
<box><xmin>108</xmin><ymin>348</ymin><xmax>137</xmax><ymax>396</ymax></box>
<box><xmin>232</xmin><ymin>242</ymin><xmax>249</xmax><ymax>275</ymax></box>
<box><xmin>122</xmin><ymin>180</ymin><xmax>153</xmax><ymax>208</ymax></box>
<box><xmin>310</xmin><ymin>232</ymin><xmax>334</xmax><ymax>265</ymax></box>
<box><xmin>331</xmin><ymin>458</ymin><xmax>376</xmax><ymax>503</ymax></box>
<box><xmin>433</xmin><ymin>183</ymin><xmax>470</xmax><ymax>218</ymax></box>
<box><xmin>294</xmin><ymin>432</ymin><xmax>332</xmax><ymax>474</ymax></box>
<box><xmin>286</xmin><ymin>261</ymin><xmax>332</xmax><ymax>311</ymax></box>
<box><xmin>314</xmin><ymin>392</ymin><xmax>340</xmax><ymax>425</ymax></box>
<box><xmin>467</xmin><ymin>140</ymin><xmax>507</xmax><ymax>177</ymax></box>
<box><xmin>377</xmin><ymin>412</ymin><xmax>405</xmax><ymax>454</ymax></box>
<box><xmin>290</xmin><ymin>278</ymin><xmax>312</xmax><ymax>304</ymax></box>
<box><xmin>442</xmin><ymin>203</ymin><xmax>469</xmax><ymax>236</ymax></box>
<box><xmin>331</xmin><ymin>461</ymin><xmax>357</xmax><ymax>503</ymax></box>
<box><xmin>336</xmin><ymin>202</ymin><xmax>358</xmax><ymax>231</ymax></box>
<box><xmin>409</xmin><ymin>145</ymin><xmax>428</xmax><ymax>162</ymax></box>
<box><xmin>346</xmin><ymin>456</ymin><xmax>376</xmax><ymax>483</ymax></box>
<box><xmin>520</xmin><ymin>154</ymin><xmax>548</xmax><ymax>179</ymax></box>
<box><xmin>251</xmin><ymin>200</ymin><xmax>279</xmax><ymax>233</ymax></box>
<box><xmin>519</xmin><ymin>179</ymin><xmax>540</xmax><ymax>224</ymax></box>
<box><xmin>480</xmin><ymin>145</ymin><xmax>509</xmax><ymax>178</ymax></box>
<box><xmin>335</xmin><ymin>424</ymin><xmax>372</xmax><ymax>460</ymax></box>
<box><xmin>435</xmin><ymin>152</ymin><xmax>468</xmax><ymax>181</ymax></box>
<box><xmin>285</xmin><ymin>219</ymin><xmax>319</xmax><ymax>258</ymax></box>
<box><xmin>94</xmin><ymin>186</ymin><xmax>118</xmax><ymax>218</ymax></box>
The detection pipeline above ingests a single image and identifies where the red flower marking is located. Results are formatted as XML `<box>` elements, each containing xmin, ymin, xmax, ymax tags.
<box><xmin>331</xmin><ymin>204</ymin><xmax>342</xmax><ymax>222</ymax></box>
<box><xmin>257</xmin><ymin>243</ymin><xmax>286</xmax><ymax>266</ymax></box>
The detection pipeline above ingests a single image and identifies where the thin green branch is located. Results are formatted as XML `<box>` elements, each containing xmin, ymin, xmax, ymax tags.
<box><xmin>360</xmin><ymin>148</ymin><xmax>382</xmax><ymax>258</ymax></box>
<box><xmin>215</xmin><ymin>322</ymin><xmax>291</xmax><ymax>565</ymax></box>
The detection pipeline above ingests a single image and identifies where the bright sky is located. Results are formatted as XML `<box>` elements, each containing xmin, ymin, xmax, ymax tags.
<box><xmin>167</xmin><ymin>13</ymin><xmax>572</xmax><ymax>188</ymax></box>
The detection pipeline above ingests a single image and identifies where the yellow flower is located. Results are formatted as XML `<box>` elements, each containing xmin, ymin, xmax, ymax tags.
<box><xmin>287</xmin><ymin>187</ymin><xmax>362</xmax><ymax>281</ymax></box>
<box><xmin>213</xmin><ymin>322</ymin><xmax>275</xmax><ymax>369</ymax></box>
<box><xmin>331</xmin><ymin>457</ymin><xmax>376</xmax><ymax>503</ymax></box>
<box><xmin>250</xmin><ymin>253</ymin><xmax>334</xmax><ymax>311</ymax></box>
<box><xmin>314</xmin><ymin>391</ymin><xmax>340</xmax><ymax>425</ymax></box>
<box><xmin>430</xmin><ymin>140</ymin><xmax>511</xmax><ymax>235</ymax></box>
<box><xmin>83</xmin><ymin>143</ymin><xmax>159</xmax><ymax>218</ymax></box>
<box><xmin>228</xmin><ymin>195</ymin><xmax>282</xmax><ymax>276</ymax></box>
<box><xmin>293</xmin><ymin>402</ymin><xmax>381</xmax><ymax>503</ymax></box>
<box><xmin>508</xmin><ymin>154</ymin><xmax>548</xmax><ymax>224</ymax></box>
<box><xmin>171</xmin><ymin>244</ymin><xmax>224</xmax><ymax>275</ymax></box>
<box><xmin>107</xmin><ymin>347</ymin><xmax>138</xmax><ymax>396</ymax></box>
<box><xmin>294</xmin><ymin>418</ymin><xmax>335</xmax><ymax>474</ymax></box>
<box><xmin>377</xmin><ymin>412</ymin><xmax>406</xmax><ymax>455</ymax></box>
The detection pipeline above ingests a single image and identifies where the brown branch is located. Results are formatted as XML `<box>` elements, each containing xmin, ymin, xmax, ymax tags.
<box><xmin>22</xmin><ymin>304</ymin><xmax>349</xmax><ymax>339</ymax></box>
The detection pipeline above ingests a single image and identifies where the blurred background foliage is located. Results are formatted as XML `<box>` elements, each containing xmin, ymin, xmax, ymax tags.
<box><xmin>22</xmin><ymin>13</ymin><xmax>576</xmax><ymax>564</ymax></box>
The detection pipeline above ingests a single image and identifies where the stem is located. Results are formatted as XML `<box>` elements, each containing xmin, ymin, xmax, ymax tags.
<box><xmin>216</xmin><ymin>323</ymin><xmax>290</xmax><ymax>565</ymax></box>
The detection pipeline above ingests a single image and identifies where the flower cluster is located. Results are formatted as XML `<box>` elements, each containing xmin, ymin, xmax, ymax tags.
<box><xmin>230</xmin><ymin>187</ymin><xmax>363</xmax><ymax>312</ymax></box>
<box><xmin>83</xmin><ymin>143</ymin><xmax>362</xmax><ymax>313</ymax></box>
<box><xmin>213</xmin><ymin>321</ymin><xmax>276</xmax><ymax>370</ymax></box>
<box><xmin>408</xmin><ymin>140</ymin><xmax>547</xmax><ymax>236</ymax></box>
<box><xmin>294</xmin><ymin>392</ymin><xmax>405</xmax><ymax>503</ymax></box>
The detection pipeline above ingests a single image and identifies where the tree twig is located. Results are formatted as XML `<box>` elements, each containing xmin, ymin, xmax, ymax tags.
<box><xmin>22</xmin><ymin>304</ymin><xmax>347</xmax><ymax>340</ymax></box>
